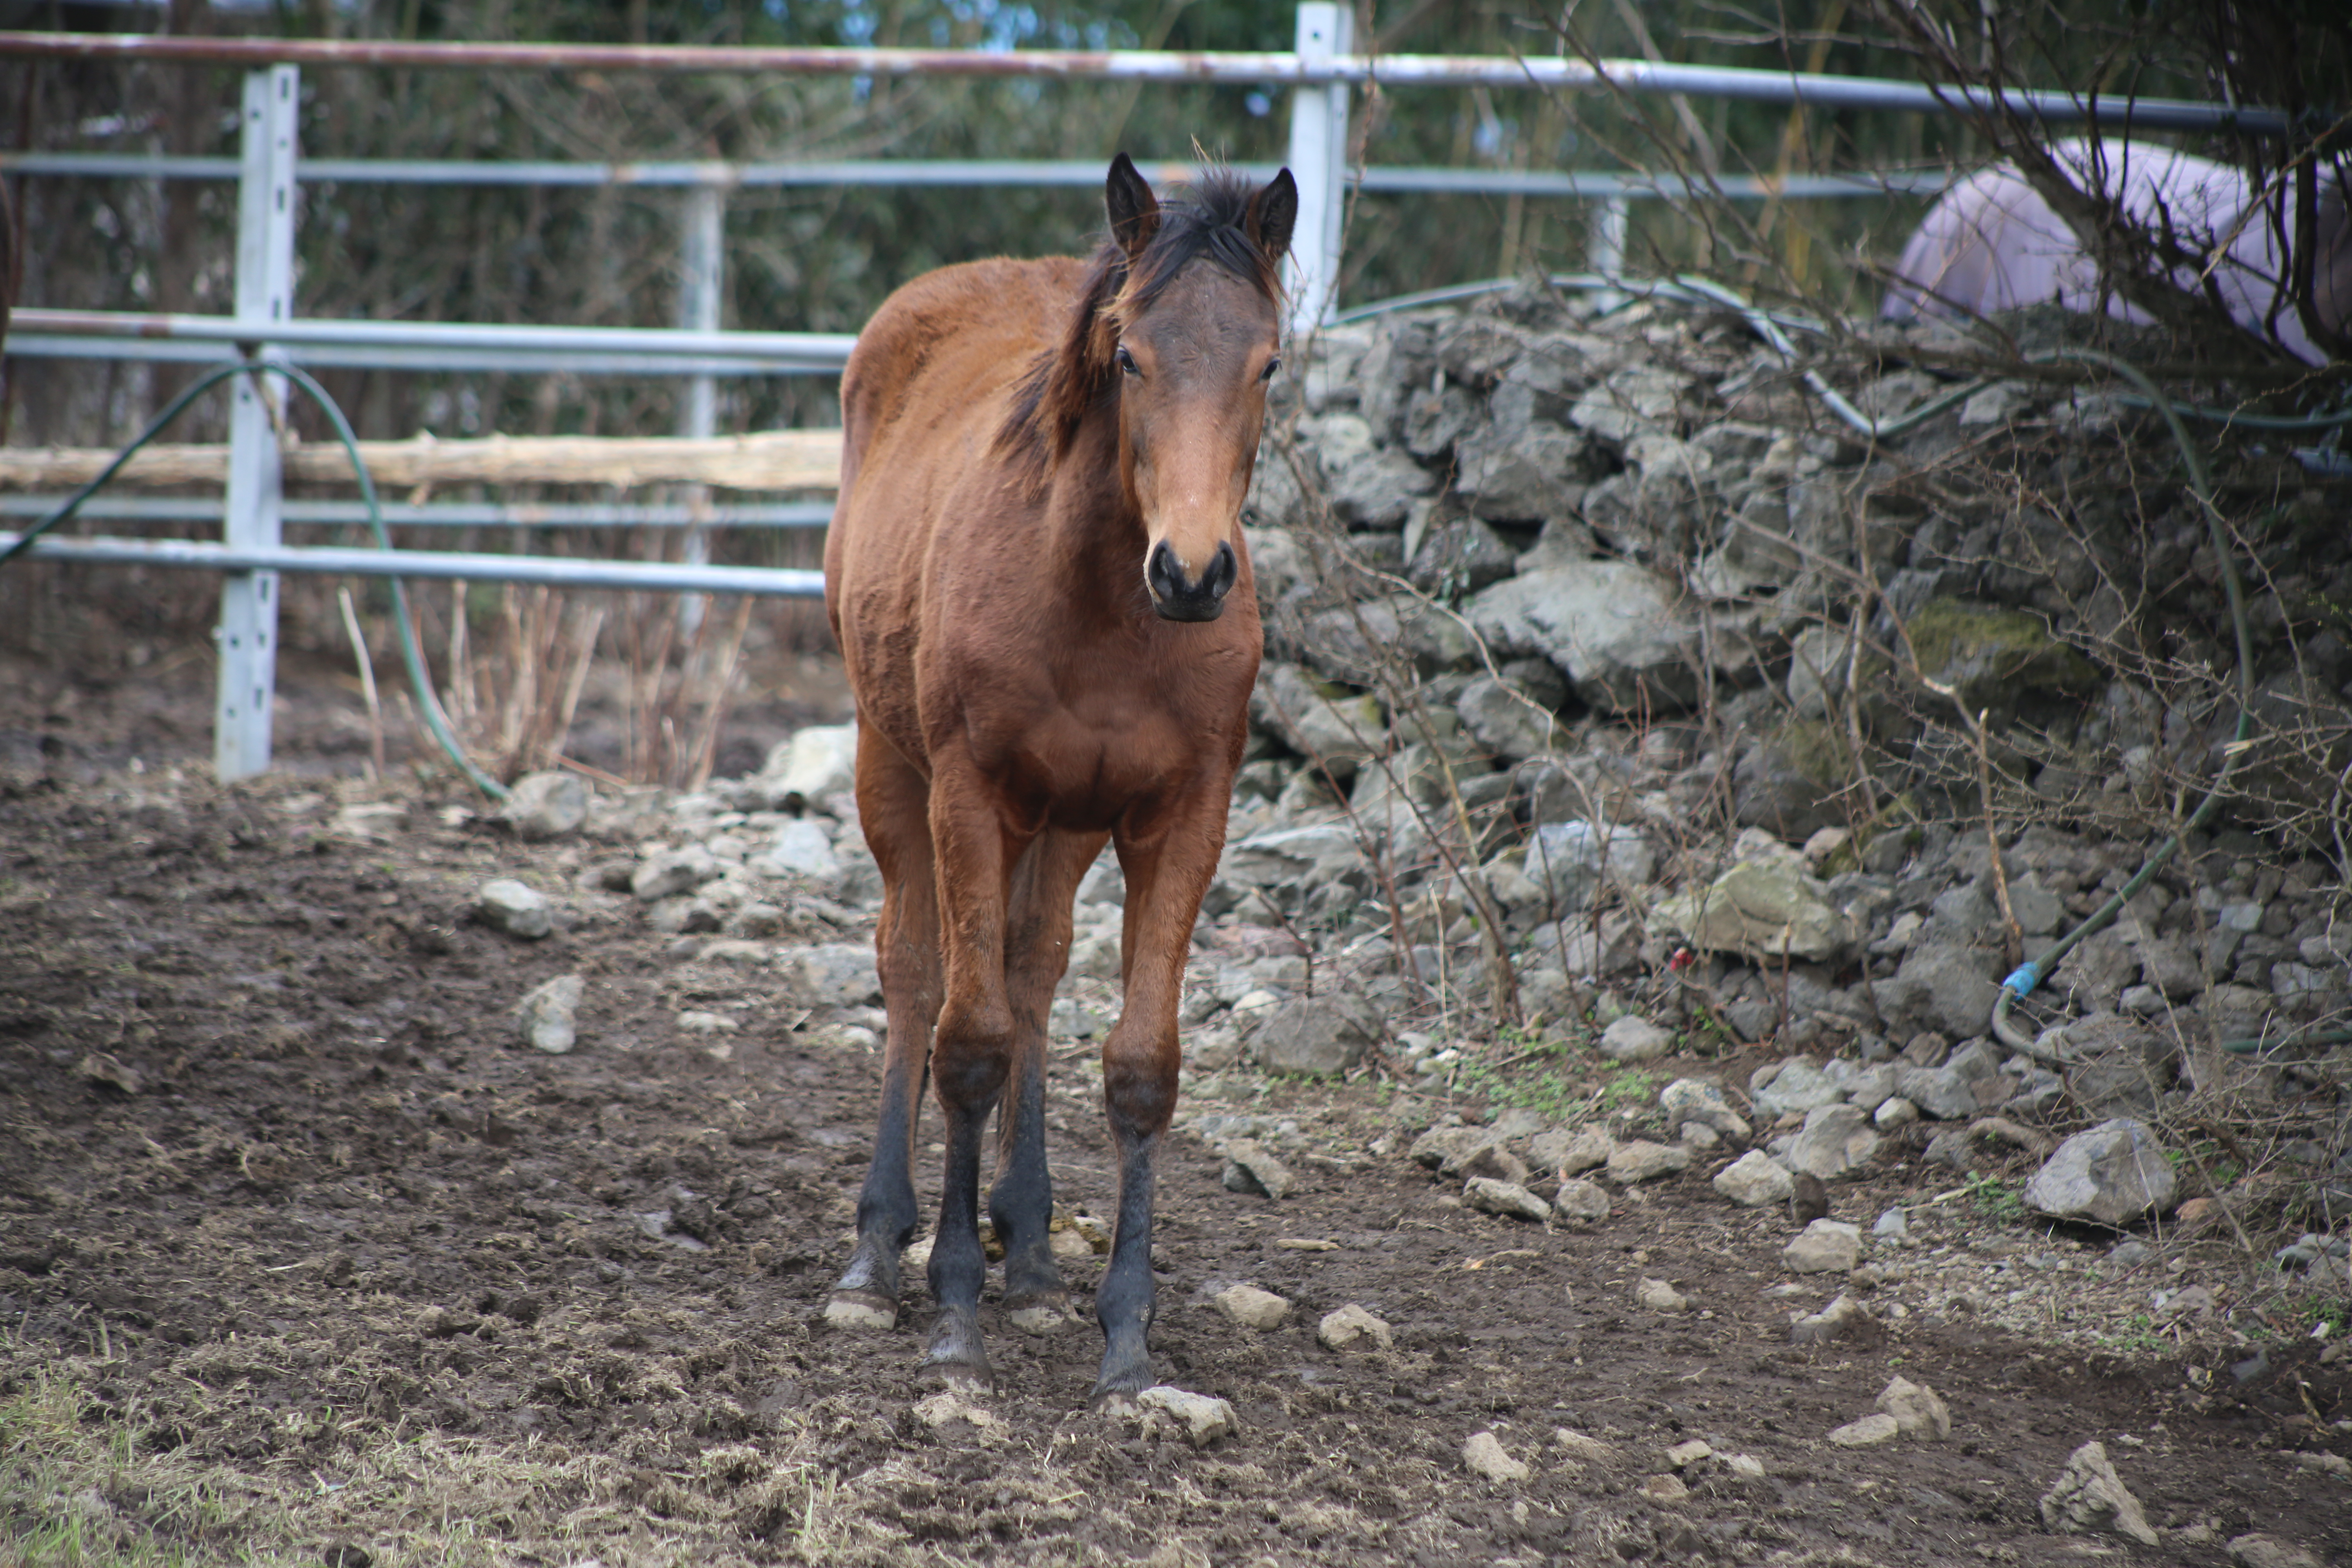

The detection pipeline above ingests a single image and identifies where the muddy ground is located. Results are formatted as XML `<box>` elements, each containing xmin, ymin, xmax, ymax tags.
<box><xmin>1</xmin><ymin>645</ymin><xmax>2346</xmax><ymax>1568</ymax></box>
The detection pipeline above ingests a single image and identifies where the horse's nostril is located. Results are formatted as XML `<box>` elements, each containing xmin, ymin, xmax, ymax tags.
<box><xmin>1207</xmin><ymin>540</ymin><xmax>1238</xmax><ymax>601</ymax></box>
<box><xmin>1146</xmin><ymin>540</ymin><xmax>1181</xmax><ymax>601</ymax></box>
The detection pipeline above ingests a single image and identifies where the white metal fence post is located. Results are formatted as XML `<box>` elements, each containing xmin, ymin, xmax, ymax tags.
<box><xmin>1285</xmin><ymin>2</ymin><xmax>1352</xmax><ymax>336</ymax></box>
<box><xmin>675</xmin><ymin>178</ymin><xmax>724</xmax><ymax>636</ymax></box>
<box><xmin>215</xmin><ymin>64</ymin><xmax>299</xmax><ymax>782</ymax></box>
<box><xmin>1589</xmin><ymin>194</ymin><xmax>1630</xmax><ymax>277</ymax></box>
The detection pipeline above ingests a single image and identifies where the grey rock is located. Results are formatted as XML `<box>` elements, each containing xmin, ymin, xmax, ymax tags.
<box><xmin>1635</xmin><ymin>1276</ymin><xmax>1688</xmax><ymax>1312</ymax></box>
<box><xmin>1924</xmin><ymin>1128</ymin><xmax>1974</xmax><ymax>1170</ymax></box>
<box><xmin>1536</xmin><ymin>1127</ymin><xmax>1616</xmax><ymax>1175</ymax></box>
<box><xmin>1597</xmin><ymin>1015</ymin><xmax>1674</xmax><ymax>1062</ymax></box>
<box><xmin>1455</xmin><ymin>1140</ymin><xmax>1532</xmax><ymax>1186</ymax></box>
<box><xmin>1655</xmin><ymin>857</ymin><xmax>1853</xmax><ymax>964</ymax></box>
<box><xmin>1827</xmin><ymin>1413</ymin><xmax>1901</xmax><ymax>1448</ymax></box>
<box><xmin>1248</xmin><ymin>662</ymin><xmax>1385</xmax><ymax>779</ymax></box>
<box><xmin>1130</xmin><ymin>1385</ymin><xmax>1240</xmax><ymax>1448</ymax></box>
<box><xmin>1410</xmin><ymin>1125</ymin><xmax>1498</xmax><ymax>1170</ymax></box>
<box><xmin>1221</xmin><ymin>1139</ymin><xmax>1295</xmax><ymax>1199</ymax></box>
<box><xmin>1787</xmin><ymin>1104</ymin><xmax>1881</xmax><ymax>1179</ymax></box>
<box><xmin>1659</xmin><ymin>1077</ymin><xmax>1750</xmax><ymax>1141</ymax></box>
<box><xmin>1843</xmin><ymin>1063</ymin><xmax>1897</xmax><ymax>1114</ymax></box>
<box><xmin>2228</xmin><ymin>1535</ymin><xmax>2324</xmax><ymax>1568</ymax></box>
<box><xmin>1554</xmin><ymin>1177</ymin><xmax>1613</xmax><ymax>1221</ymax></box>
<box><xmin>2007</xmin><ymin>875</ymin><xmax>2065</xmax><ymax>936</ymax></box>
<box><xmin>2039</xmin><ymin>1441</ymin><xmax>2159</xmax><ymax>1546</ymax></box>
<box><xmin>474</xmin><ymin>878</ymin><xmax>554</xmax><ymax>940</ymax></box>
<box><xmin>1524</xmin><ymin>820</ymin><xmax>1657</xmax><ymax>915</ymax></box>
<box><xmin>786</xmin><ymin>942</ymin><xmax>883</xmax><ymax>1008</ymax></box>
<box><xmin>1751</xmin><ymin>1058</ymin><xmax>1844</xmax><ymax>1118</ymax></box>
<box><xmin>632</xmin><ymin>845</ymin><xmax>724</xmax><ymax>903</ymax></box>
<box><xmin>1463</xmin><ymin>561</ymin><xmax>1699</xmax><ymax>713</ymax></box>
<box><xmin>1462</xmin><ymin>1430</ymin><xmax>1532</xmax><ymax>1484</ymax></box>
<box><xmin>1465</xmin><ymin>1176</ymin><xmax>1553</xmax><ymax>1222</ymax></box>
<box><xmin>1459</xmin><ymin>675</ymin><xmax>1565</xmax><ymax>760</ymax></box>
<box><xmin>1873</xmin><ymin>1207</ymin><xmax>1910</xmax><ymax>1243</ymax></box>
<box><xmin>498</xmin><ymin>771</ymin><xmax>590</xmax><ymax>840</ymax></box>
<box><xmin>1211</xmin><ymin>1283</ymin><xmax>1292</xmax><ymax>1330</ymax></box>
<box><xmin>758</xmin><ymin>817</ymin><xmax>842</xmax><ymax>882</ymax></box>
<box><xmin>1783</xmin><ymin>1218</ymin><xmax>1862</xmax><ymax>1274</ymax></box>
<box><xmin>1873</xmin><ymin>1096</ymin><xmax>1920</xmax><ymax>1130</ymax></box>
<box><xmin>1606</xmin><ymin>1140</ymin><xmax>1693</xmax><ymax>1183</ymax></box>
<box><xmin>1454</xmin><ymin>427</ymin><xmax>1587</xmax><ymax>521</ymax></box>
<box><xmin>1568</xmin><ymin>366</ymin><xmax>1692</xmax><ymax>441</ymax></box>
<box><xmin>1895</xmin><ymin>1065</ymin><xmax>1981</xmax><ymax>1121</ymax></box>
<box><xmin>2023</xmin><ymin>1119</ymin><xmax>2177</xmax><ymax>1225</ymax></box>
<box><xmin>1252</xmin><ymin>993</ymin><xmax>1379</xmax><ymax>1077</ymax></box>
<box><xmin>1331</xmin><ymin>446</ymin><xmax>1438</xmax><ymax>529</ymax></box>
<box><xmin>1871</xmin><ymin>942</ymin><xmax>2001</xmax><ymax>1040</ymax></box>
<box><xmin>1713</xmin><ymin>1149</ymin><xmax>1795</xmax><ymax>1207</ymax></box>
<box><xmin>518</xmin><ymin>973</ymin><xmax>584</xmax><ymax>1054</ymax></box>
<box><xmin>1316</xmin><ymin>1304</ymin><xmax>1394</xmax><ymax>1352</ymax></box>
<box><xmin>1944</xmin><ymin>1036</ymin><xmax>2005</xmax><ymax>1082</ymax></box>
<box><xmin>1792</xmin><ymin>1293</ymin><xmax>1872</xmax><ymax>1346</ymax></box>
<box><xmin>1877</xmin><ymin>1375</ymin><xmax>1951</xmax><ymax>1439</ymax></box>
<box><xmin>757</xmin><ymin>724</ymin><xmax>859</xmax><ymax>806</ymax></box>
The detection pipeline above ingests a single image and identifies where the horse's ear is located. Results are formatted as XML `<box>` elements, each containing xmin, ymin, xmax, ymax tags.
<box><xmin>1249</xmin><ymin>168</ymin><xmax>1299</xmax><ymax>263</ymax></box>
<box><xmin>1106</xmin><ymin>154</ymin><xmax>1161</xmax><ymax>260</ymax></box>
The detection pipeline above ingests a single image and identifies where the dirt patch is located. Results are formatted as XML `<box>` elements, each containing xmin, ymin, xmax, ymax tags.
<box><xmin>0</xmin><ymin>676</ymin><xmax>2346</xmax><ymax>1567</ymax></box>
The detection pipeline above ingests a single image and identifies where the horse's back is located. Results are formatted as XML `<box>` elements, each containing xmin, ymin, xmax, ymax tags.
<box><xmin>837</xmin><ymin>256</ymin><xmax>1084</xmax><ymax>494</ymax></box>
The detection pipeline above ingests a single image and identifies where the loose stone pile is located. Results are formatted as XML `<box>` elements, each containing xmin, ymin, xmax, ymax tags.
<box><xmin>466</xmin><ymin>283</ymin><xmax>2348</xmax><ymax>1266</ymax></box>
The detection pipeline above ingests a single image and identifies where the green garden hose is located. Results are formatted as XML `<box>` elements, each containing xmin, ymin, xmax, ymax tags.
<box><xmin>0</xmin><ymin>358</ymin><xmax>509</xmax><ymax>802</ymax></box>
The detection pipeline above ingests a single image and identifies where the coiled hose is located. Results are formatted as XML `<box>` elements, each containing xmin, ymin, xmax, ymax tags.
<box><xmin>0</xmin><ymin>358</ymin><xmax>509</xmax><ymax>801</ymax></box>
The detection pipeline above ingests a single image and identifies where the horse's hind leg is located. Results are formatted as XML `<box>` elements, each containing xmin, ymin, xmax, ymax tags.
<box><xmin>826</xmin><ymin>732</ymin><xmax>941</xmax><ymax>1332</ymax></box>
<box><xmin>993</xmin><ymin>828</ymin><xmax>1108</xmax><ymax>1336</ymax></box>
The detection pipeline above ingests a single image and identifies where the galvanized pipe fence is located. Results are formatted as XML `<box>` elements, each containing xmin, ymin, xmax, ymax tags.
<box><xmin>0</xmin><ymin>8</ymin><xmax>2280</xmax><ymax>779</ymax></box>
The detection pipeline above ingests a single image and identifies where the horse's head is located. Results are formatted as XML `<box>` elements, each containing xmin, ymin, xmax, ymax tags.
<box><xmin>1099</xmin><ymin>155</ymin><xmax>1295</xmax><ymax>623</ymax></box>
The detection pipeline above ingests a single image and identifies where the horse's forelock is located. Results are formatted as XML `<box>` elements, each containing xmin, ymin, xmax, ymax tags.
<box><xmin>1111</xmin><ymin>169</ymin><xmax>1285</xmax><ymax>325</ymax></box>
<box><xmin>998</xmin><ymin>169</ymin><xmax>1284</xmax><ymax>470</ymax></box>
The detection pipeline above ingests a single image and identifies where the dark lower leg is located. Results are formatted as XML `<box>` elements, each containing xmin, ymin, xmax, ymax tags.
<box><xmin>989</xmin><ymin>1042</ymin><xmax>1066</xmax><ymax>1325</ymax></box>
<box><xmin>1091</xmin><ymin>1126</ymin><xmax>1159</xmax><ymax>1399</ymax></box>
<box><xmin>925</xmin><ymin>1091</ymin><xmax>995</xmax><ymax>1383</ymax></box>
<box><xmin>827</xmin><ymin>1060</ymin><xmax>924</xmax><ymax>1327</ymax></box>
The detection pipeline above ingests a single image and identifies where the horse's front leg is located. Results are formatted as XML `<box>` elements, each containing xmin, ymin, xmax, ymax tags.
<box><xmin>1093</xmin><ymin>784</ymin><xmax>1230</xmax><ymax>1401</ymax></box>
<box><xmin>923</xmin><ymin>770</ymin><xmax>1024</xmax><ymax>1387</ymax></box>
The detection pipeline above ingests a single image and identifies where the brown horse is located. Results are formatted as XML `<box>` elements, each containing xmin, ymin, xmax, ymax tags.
<box><xmin>821</xmin><ymin>156</ymin><xmax>1292</xmax><ymax>1399</ymax></box>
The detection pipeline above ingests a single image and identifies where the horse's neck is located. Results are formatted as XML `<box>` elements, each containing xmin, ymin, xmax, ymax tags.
<box><xmin>1037</xmin><ymin>420</ymin><xmax>1147</xmax><ymax>608</ymax></box>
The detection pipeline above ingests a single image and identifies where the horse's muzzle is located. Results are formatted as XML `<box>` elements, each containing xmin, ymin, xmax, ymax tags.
<box><xmin>1145</xmin><ymin>538</ymin><xmax>1238</xmax><ymax>622</ymax></box>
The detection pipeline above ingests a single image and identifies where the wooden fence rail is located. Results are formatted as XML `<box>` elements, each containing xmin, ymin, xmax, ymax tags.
<box><xmin>0</xmin><ymin>430</ymin><xmax>846</xmax><ymax>494</ymax></box>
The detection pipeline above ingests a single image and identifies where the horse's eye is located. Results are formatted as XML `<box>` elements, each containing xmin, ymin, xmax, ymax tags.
<box><xmin>1116</xmin><ymin>345</ymin><xmax>1140</xmax><ymax>378</ymax></box>
<box><xmin>1259</xmin><ymin>356</ymin><xmax>1281</xmax><ymax>383</ymax></box>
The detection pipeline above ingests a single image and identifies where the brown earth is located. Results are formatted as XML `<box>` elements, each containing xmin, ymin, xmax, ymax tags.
<box><xmin>0</xmin><ymin>644</ymin><xmax>2345</xmax><ymax>1567</ymax></box>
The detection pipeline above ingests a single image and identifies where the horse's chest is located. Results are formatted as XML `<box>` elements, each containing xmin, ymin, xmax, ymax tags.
<box><xmin>998</xmin><ymin>700</ymin><xmax>1199</xmax><ymax>815</ymax></box>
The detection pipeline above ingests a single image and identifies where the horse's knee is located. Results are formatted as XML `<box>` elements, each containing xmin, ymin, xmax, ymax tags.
<box><xmin>1100</xmin><ymin>1036</ymin><xmax>1178</xmax><ymax>1140</ymax></box>
<box><xmin>933</xmin><ymin>998</ymin><xmax>1015</xmax><ymax>1110</ymax></box>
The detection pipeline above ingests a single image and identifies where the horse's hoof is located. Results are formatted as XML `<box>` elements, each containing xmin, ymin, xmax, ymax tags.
<box><xmin>824</xmin><ymin>1290</ymin><xmax>898</xmax><ymax>1331</ymax></box>
<box><xmin>1004</xmin><ymin>1291</ymin><xmax>1072</xmax><ymax>1336</ymax></box>
<box><xmin>921</xmin><ymin>1358</ymin><xmax>994</xmax><ymax>1393</ymax></box>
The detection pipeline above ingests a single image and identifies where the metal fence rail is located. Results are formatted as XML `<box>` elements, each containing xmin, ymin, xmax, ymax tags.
<box><xmin>0</xmin><ymin>496</ymin><xmax>835</xmax><ymax>529</ymax></box>
<box><xmin>0</xmin><ymin>529</ymin><xmax>826</xmax><ymax>596</ymax></box>
<box><xmin>0</xmin><ymin>27</ymin><xmax>2287</xmax><ymax>136</ymax></box>
<box><xmin>2</xmin><ymin>148</ymin><xmax>1961</xmax><ymax>198</ymax></box>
